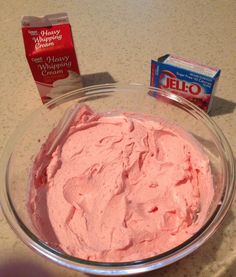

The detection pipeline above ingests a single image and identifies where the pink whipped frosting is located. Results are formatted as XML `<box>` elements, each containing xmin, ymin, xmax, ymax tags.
<box><xmin>29</xmin><ymin>104</ymin><xmax>214</xmax><ymax>262</ymax></box>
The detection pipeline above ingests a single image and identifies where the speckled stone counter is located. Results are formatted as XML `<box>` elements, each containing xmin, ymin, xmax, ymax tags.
<box><xmin>0</xmin><ymin>1</ymin><xmax>235</xmax><ymax>276</ymax></box>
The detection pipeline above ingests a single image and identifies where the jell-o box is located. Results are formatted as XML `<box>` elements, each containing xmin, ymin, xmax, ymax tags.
<box><xmin>150</xmin><ymin>54</ymin><xmax>221</xmax><ymax>112</ymax></box>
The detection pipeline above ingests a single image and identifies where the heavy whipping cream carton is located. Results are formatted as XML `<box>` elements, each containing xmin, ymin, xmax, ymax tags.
<box><xmin>22</xmin><ymin>13</ymin><xmax>82</xmax><ymax>103</ymax></box>
<box><xmin>150</xmin><ymin>54</ymin><xmax>221</xmax><ymax>112</ymax></box>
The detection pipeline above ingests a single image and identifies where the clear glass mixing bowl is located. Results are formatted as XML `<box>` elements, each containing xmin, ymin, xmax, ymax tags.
<box><xmin>0</xmin><ymin>84</ymin><xmax>235</xmax><ymax>275</ymax></box>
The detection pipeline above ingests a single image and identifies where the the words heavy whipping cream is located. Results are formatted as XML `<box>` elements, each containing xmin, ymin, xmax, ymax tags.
<box><xmin>22</xmin><ymin>13</ymin><xmax>82</xmax><ymax>103</ymax></box>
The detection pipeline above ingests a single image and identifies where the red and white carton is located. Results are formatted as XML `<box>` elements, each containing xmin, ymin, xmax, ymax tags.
<box><xmin>21</xmin><ymin>13</ymin><xmax>82</xmax><ymax>103</ymax></box>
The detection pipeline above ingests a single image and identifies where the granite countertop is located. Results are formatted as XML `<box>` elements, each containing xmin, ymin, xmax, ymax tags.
<box><xmin>0</xmin><ymin>1</ymin><xmax>235</xmax><ymax>276</ymax></box>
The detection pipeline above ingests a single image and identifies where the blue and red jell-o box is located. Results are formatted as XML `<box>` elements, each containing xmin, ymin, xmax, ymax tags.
<box><xmin>150</xmin><ymin>54</ymin><xmax>221</xmax><ymax>112</ymax></box>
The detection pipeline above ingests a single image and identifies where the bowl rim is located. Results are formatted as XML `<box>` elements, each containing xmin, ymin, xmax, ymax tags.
<box><xmin>0</xmin><ymin>83</ymin><xmax>235</xmax><ymax>275</ymax></box>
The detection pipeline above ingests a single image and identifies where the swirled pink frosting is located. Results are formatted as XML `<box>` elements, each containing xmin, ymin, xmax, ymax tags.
<box><xmin>29</xmin><ymin>104</ymin><xmax>214</xmax><ymax>262</ymax></box>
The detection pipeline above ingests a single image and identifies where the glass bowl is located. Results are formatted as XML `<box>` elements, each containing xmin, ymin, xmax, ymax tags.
<box><xmin>0</xmin><ymin>84</ymin><xmax>235</xmax><ymax>276</ymax></box>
